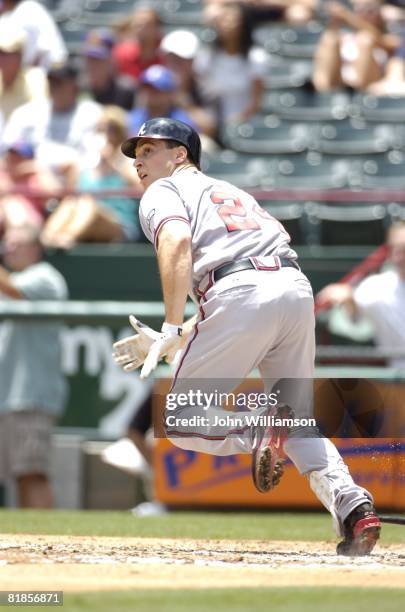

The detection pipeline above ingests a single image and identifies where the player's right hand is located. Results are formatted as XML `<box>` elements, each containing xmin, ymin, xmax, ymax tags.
<box><xmin>112</xmin><ymin>315</ymin><xmax>161</xmax><ymax>372</ymax></box>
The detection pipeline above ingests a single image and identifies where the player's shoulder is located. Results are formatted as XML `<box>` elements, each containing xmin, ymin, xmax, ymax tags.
<box><xmin>139</xmin><ymin>178</ymin><xmax>185</xmax><ymax>220</ymax></box>
<box><xmin>171</xmin><ymin>168</ymin><xmax>209</xmax><ymax>187</ymax></box>
<box><xmin>140</xmin><ymin>177</ymin><xmax>182</xmax><ymax>204</ymax></box>
<box><xmin>154</xmin><ymin>169</ymin><xmax>211</xmax><ymax>196</ymax></box>
<box><xmin>204</xmin><ymin>175</ymin><xmax>252</xmax><ymax>200</ymax></box>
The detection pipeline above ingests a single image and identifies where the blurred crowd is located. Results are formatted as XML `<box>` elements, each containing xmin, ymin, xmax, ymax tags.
<box><xmin>1</xmin><ymin>0</ymin><xmax>405</xmax><ymax>249</ymax></box>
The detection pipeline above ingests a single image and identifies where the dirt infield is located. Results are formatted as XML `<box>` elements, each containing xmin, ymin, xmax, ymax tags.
<box><xmin>0</xmin><ymin>535</ymin><xmax>404</xmax><ymax>591</ymax></box>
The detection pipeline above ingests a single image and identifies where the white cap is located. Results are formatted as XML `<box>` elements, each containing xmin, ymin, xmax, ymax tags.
<box><xmin>160</xmin><ymin>30</ymin><xmax>199</xmax><ymax>60</ymax></box>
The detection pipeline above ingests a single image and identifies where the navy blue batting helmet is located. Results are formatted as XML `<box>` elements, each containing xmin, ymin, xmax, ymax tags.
<box><xmin>121</xmin><ymin>117</ymin><xmax>201</xmax><ymax>169</ymax></box>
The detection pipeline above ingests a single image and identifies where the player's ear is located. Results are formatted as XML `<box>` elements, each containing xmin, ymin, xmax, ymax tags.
<box><xmin>175</xmin><ymin>145</ymin><xmax>188</xmax><ymax>165</ymax></box>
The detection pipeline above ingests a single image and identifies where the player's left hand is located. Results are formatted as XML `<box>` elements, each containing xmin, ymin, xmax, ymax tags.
<box><xmin>141</xmin><ymin>322</ymin><xmax>183</xmax><ymax>379</ymax></box>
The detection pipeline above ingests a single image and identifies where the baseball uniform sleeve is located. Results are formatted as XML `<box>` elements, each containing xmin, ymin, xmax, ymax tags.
<box><xmin>139</xmin><ymin>179</ymin><xmax>191</xmax><ymax>248</ymax></box>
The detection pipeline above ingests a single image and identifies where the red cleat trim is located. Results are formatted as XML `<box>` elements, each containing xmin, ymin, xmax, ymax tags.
<box><xmin>353</xmin><ymin>516</ymin><xmax>381</xmax><ymax>539</ymax></box>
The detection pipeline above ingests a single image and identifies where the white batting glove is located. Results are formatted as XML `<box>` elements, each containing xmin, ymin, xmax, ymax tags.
<box><xmin>140</xmin><ymin>322</ymin><xmax>183</xmax><ymax>379</ymax></box>
<box><xmin>112</xmin><ymin>315</ymin><xmax>161</xmax><ymax>372</ymax></box>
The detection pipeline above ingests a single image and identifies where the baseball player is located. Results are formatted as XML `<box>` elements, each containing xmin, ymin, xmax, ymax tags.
<box><xmin>113</xmin><ymin>117</ymin><xmax>381</xmax><ymax>555</ymax></box>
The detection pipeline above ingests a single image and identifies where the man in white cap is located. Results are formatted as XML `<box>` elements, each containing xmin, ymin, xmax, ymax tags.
<box><xmin>160</xmin><ymin>30</ymin><xmax>218</xmax><ymax>139</ymax></box>
<box><xmin>0</xmin><ymin>25</ymin><xmax>47</xmax><ymax>121</ymax></box>
<box><xmin>3</xmin><ymin>58</ymin><xmax>102</xmax><ymax>186</ymax></box>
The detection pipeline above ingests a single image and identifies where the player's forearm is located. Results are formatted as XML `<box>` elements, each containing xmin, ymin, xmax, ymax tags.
<box><xmin>156</xmin><ymin>226</ymin><xmax>192</xmax><ymax>327</ymax></box>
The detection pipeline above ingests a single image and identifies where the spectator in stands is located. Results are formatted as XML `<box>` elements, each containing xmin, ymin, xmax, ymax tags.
<box><xmin>0</xmin><ymin>142</ymin><xmax>59</xmax><ymax>236</ymax></box>
<box><xmin>0</xmin><ymin>0</ymin><xmax>67</xmax><ymax>68</ymax></box>
<box><xmin>113</xmin><ymin>6</ymin><xmax>164</xmax><ymax>82</ymax></box>
<box><xmin>195</xmin><ymin>2</ymin><xmax>266</xmax><ymax>126</ymax></box>
<box><xmin>81</xmin><ymin>28</ymin><xmax>136</xmax><ymax>111</ymax></box>
<box><xmin>367</xmin><ymin>3</ymin><xmax>405</xmax><ymax>95</ymax></box>
<box><xmin>41</xmin><ymin>106</ymin><xmax>140</xmax><ymax>249</ymax></box>
<box><xmin>160</xmin><ymin>30</ymin><xmax>218</xmax><ymax>139</ymax></box>
<box><xmin>316</xmin><ymin>221</ymin><xmax>405</xmax><ymax>369</ymax></box>
<box><xmin>0</xmin><ymin>224</ymin><xmax>68</xmax><ymax>508</ymax></box>
<box><xmin>0</xmin><ymin>25</ymin><xmax>47</xmax><ymax>121</ymax></box>
<box><xmin>127</xmin><ymin>65</ymin><xmax>196</xmax><ymax>137</ymax></box>
<box><xmin>313</xmin><ymin>0</ymin><xmax>399</xmax><ymax>92</ymax></box>
<box><xmin>3</xmin><ymin>59</ymin><xmax>103</xmax><ymax>187</ymax></box>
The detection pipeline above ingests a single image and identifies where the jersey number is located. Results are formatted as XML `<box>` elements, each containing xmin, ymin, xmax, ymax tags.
<box><xmin>210</xmin><ymin>192</ymin><xmax>273</xmax><ymax>233</ymax></box>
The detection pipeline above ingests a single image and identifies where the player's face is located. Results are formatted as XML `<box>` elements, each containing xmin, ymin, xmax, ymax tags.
<box><xmin>134</xmin><ymin>139</ymin><xmax>181</xmax><ymax>189</ymax></box>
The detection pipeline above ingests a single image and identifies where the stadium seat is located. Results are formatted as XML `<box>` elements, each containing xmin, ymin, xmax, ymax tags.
<box><xmin>79</xmin><ymin>10</ymin><xmax>124</xmax><ymax>27</ymax></box>
<box><xmin>158</xmin><ymin>0</ymin><xmax>203</xmax><ymax>25</ymax></box>
<box><xmin>262</xmin><ymin>61</ymin><xmax>312</xmax><ymax>90</ymax></box>
<box><xmin>53</xmin><ymin>0</ymin><xmax>83</xmax><ymax>21</ymax></box>
<box><xmin>262</xmin><ymin>90</ymin><xmax>350</xmax><ymax>121</ymax></box>
<box><xmin>170</xmin><ymin>25</ymin><xmax>215</xmax><ymax>44</ymax></box>
<box><xmin>275</xmin><ymin>24</ymin><xmax>323</xmax><ymax>59</ymax></box>
<box><xmin>58</xmin><ymin>20</ymin><xmax>88</xmax><ymax>53</ymax></box>
<box><xmin>201</xmin><ymin>150</ymin><xmax>267</xmax><ymax>189</ymax></box>
<box><xmin>261</xmin><ymin>155</ymin><xmax>352</xmax><ymax>189</ymax></box>
<box><xmin>308</xmin><ymin>202</ymin><xmax>388</xmax><ymax>246</ymax></box>
<box><xmin>253</xmin><ymin>24</ymin><xmax>288</xmax><ymax>54</ymax></box>
<box><xmin>77</xmin><ymin>0</ymin><xmax>145</xmax><ymax>26</ymax></box>
<box><xmin>83</xmin><ymin>0</ymin><xmax>135</xmax><ymax>13</ymax></box>
<box><xmin>387</xmin><ymin>202</ymin><xmax>405</xmax><ymax>222</ymax></box>
<box><xmin>253</xmin><ymin>22</ymin><xmax>322</xmax><ymax>58</ymax></box>
<box><xmin>221</xmin><ymin>116</ymin><xmax>310</xmax><ymax>155</ymax></box>
<box><xmin>44</xmin><ymin>0</ymin><xmax>65</xmax><ymax>11</ymax></box>
<box><xmin>354</xmin><ymin>94</ymin><xmax>405</xmax><ymax>122</ymax></box>
<box><xmin>313</xmin><ymin>121</ymin><xmax>396</xmax><ymax>155</ymax></box>
<box><xmin>359</xmin><ymin>152</ymin><xmax>405</xmax><ymax>189</ymax></box>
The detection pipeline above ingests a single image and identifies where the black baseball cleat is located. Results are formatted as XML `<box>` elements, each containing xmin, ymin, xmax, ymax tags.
<box><xmin>251</xmin><ymin>403</ymin><xmax>292</xmax><ymax>493</ymax></box>
<box><xmin>337</xmin><ymin>502</ymin><xmax>381</xmax><ymax>556</ymax></box>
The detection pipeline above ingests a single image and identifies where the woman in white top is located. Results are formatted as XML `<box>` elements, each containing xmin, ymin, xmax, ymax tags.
<box><xmin>194</xmin><ymin>2</ymin><xmax>267</xmax><ymax>126</ymax></box>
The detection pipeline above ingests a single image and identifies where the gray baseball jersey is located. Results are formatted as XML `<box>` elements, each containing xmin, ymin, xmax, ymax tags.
<box><xmin>139</xmin><ymin>167</ymin><xmax>298</xmax><ymax>288</ymax></box>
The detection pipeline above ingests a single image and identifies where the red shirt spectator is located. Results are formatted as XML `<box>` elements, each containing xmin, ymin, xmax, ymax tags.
<box><xmin>113</xmin><ymin>7</ymin><xmax>164</xmax><ymax>81</ymax></box>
